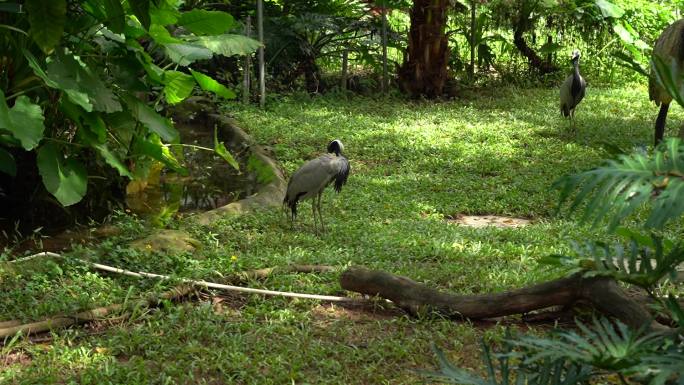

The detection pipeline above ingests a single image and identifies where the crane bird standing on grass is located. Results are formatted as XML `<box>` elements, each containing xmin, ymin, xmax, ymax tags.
<box><xmin>284</xmin><ymin>140</ymin><xmax>350</xmax><ymax>233</ymax></box>
<box><xmin>560</xmin><ymin>49</ymin><xmax>586</xmax><ymax>128</ymax></box>
<box><xmin>649</xmin><ymin>19</ymin><xmax>684</xmax><ymax>147</ymax></box>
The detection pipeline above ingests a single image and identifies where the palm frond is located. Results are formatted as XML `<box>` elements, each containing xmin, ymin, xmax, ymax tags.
<box><xmin>422</xmin><ymin>333</ymin><xmax>592</xmax><ymax>385</ymax></box>
<box><xmin>555</xmin><ymin>138</ymin><xmax>684</xmax><ymax>231</ymax></box>
<box><xmin>514</xmin><ymin>318</ymin><xmax>664</xmax><ymax>373</ymax></box>
<box><xmin>541</xmin><ymin>231</ymin><xmax>683</xmax><ymax>289</ymax></box>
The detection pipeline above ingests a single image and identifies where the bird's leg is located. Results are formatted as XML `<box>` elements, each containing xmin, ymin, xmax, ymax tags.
<box><xmin>317</xmin><ymin>192</ymin><xmax>325</xmax><ymax>233</ymax></box>
<box><xmin>311</xmin><ymin>200</ymin><xmax>318</xmax><ymax>234</ymax></box>
<box><xmin>655</xmin><ymin>103</ymin><xmax>669</xmax><ymax>147</ymax></box>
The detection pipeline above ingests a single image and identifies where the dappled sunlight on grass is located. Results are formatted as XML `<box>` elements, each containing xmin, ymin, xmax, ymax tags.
<box><xmin>4</xmin><ymin>86</ymin><xmax>681</xmax><ymax>384</ymax></box>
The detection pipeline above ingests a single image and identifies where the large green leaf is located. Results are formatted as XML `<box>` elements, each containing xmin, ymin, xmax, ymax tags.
<box><xmin>0</xmin><ymin>90</ymin><xmax>45</xmax><ymax>150</ymax></box>
<box><xmin>162</xmin><ymin>70</ymin><xmax>195</xmax><ymax>105</ymax></box>
<box><xmin>132</xmin><ymin>133</ymin><xmax>187</xmax><ymax>175</ymax></box>
<box><xmin>150</xmin><ymin>2</ymin><xmax>180</xmax><ymax>25</ymax></box>
<box><xmin>190</xmin><ymin>70</ymin><xmax>236</xmax><ymax>99</ymax></box>
<box><xmin>25</xmin><ymin>0</ymin><xmax>66</xmax><ymax>53</ymax></box>
<box><xmin>0</xmin><ymin>147</ymin><xmax>16</xmax><ymax>177</ymax></box>
<box><xmin>129</xmin><ymin>0</ymin><xmax>151</xmax><ymax>30</ymax></box>
<box><xmin>185</xmin><ymin>34</ymin><xmax>261</xmax><ymax>57</ymax></box>
<box><xmin>122</xmin><ymin>94</ymin><xmax>179</xmax><ymax>142</ymax></box>
<box><xmin>177</xmin><ymin>9</ymin><xmax>236</xmax><ymax>35</ymax></box>
<box><xmin>37</xmin><ymin>142</ymin><xmax>88</xmax><ymax>206</ymax></box>
<box><xmin>595</xmin><ymin>0</ymin><xmax>624</xmax><ymax>19</ymax></box>
<box><xmin>44</xmin><ymin>51</ymin><xmax>122</xmax><ymax>113</ymax></box>
<box><xmin>60</xmin><ymin>98</ymin><xmax>132</xmax><ymax>179</ymax></box>
<box><xmin>613</xmin><ymin>24</ymin><xmax>633</xmax><ymax>44</ymax></box>
<box><xmin>83</xmin><ymin>0</ymin><xmax>125</xmax><ymax>33</ymax></box>
<box><xmin>164</xmin><ymin>43</ymin><xmax>213</xmax><ymax>66</ymax></box>
<box><xmin>214</xmin><ymin>127</ymin><xmax>239</xmax><ymax>171</ymax></box>
<box><xmin>149</xmin><ymin>24</ymin><xmax>182</xmax><ymax>45</ymax></box>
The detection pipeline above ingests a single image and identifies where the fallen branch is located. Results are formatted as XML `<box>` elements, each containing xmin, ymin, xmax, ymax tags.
<box><xmin>10</xmin><ymin>252</ymin><xmax>357</xmax><ymax>302</ymax></box>
<box><xmin>0</xmin><ymin>285</ymin><xmax>196</xmax><ymax>339</ymax></box>
<box><xmin>340</xmin><ymin>266</ymin><xmax>671</xmax><ymax>332</ymax></box>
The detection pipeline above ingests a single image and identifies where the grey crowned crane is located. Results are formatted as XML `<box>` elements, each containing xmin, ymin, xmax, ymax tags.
<box><xmin>283</xmin><ymin>140</ymin><xmax>350</xmax><ymax>233</ymax></box>
<box><xmin>649</xmin><ymin>19</ymin><xmax>684</xmax><ymax>147</ymax></box>
<box><xmin>560</xmin><ymin>50</ymin><xmax>586</xmax><ymax>128</ymax></box>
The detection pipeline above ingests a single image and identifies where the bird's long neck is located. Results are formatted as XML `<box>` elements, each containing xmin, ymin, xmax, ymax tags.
<box><xmin>572</xmin><ymin>59</ymin><xmax>581</xmax><ymax>80</ymax></box>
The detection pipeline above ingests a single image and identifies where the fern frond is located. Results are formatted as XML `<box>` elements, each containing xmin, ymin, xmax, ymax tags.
<box><xmin>422</xmin><ymin>335</ymin><xmax>592</xmax><ymax>385</ymax></box>
<box><xmin>540</xmin><ymin>231</ymin><xmax>683</xmax><ymax>289</ymax></box>
<box><xmin>555</xmin><ymin>138</ymin><xmax>684</xmax><ymax>231</ymax></box>
<box><xmin>514</xmin><ymin>318</ymin><xmax>663</xmax><ymax>373</ymax></box>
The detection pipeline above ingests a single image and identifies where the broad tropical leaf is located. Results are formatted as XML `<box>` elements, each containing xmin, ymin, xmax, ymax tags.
<box><xmin>185</xmin><ymin>34</ymin><xmax>261</xmax><ymax>57</ymax></box>
<box><xmin>122</xmin><ymin>94</ymin><xmax>179</xmax><ymax>142</ymax></box>
<box><xmin>555</xmin><ymin>138</ymin><xmax>684</xmax><ymax>231</ymax></box>
<box><xmin>0</xmin><ymin>147</ymin><xmax>16</xmax><ymax>176</ymax></box>
<box><xmin>149</xmin><ymin>24</ymin><xmax>182</xmax><ymax>45</ymax></box>
<box><xmin>45</xmin><ymin>50</ymin><xmax>122</xmax><ymax>113</ymax></box>
<box><xmin>25</xmin><ymin>0</ymin><xmax>66</xmax><ymax>53</ymax></box>
<box><xmin>132</xmin><ymin>133</ymin><xmax>187</xmax><ymax>175</ymax></box>
<box><xmin>177</xmin><ymin>9</ymin><xmax>236</xmax><ymax>35</ymax></box>
<box><xmin>61</xmin><ymin>99</ymin><xmax>132</xmax><ymax>179</ymax></box>
<box><xmin>164</xmin><ymin>43</ymin><xmax>213</xmax><ymax>66</ymax></box>
<box><xmin>595</xmin><ymin>0</ymin><xmax>624</xmax><ymax>19</ymax></box>
<box><xmin>0</xmin><ymin>91</ymin><xmax>45</xmax><ymax>151</ymax></box>
<box><xmin>83</xmin><ymin>0</ymin><xmax>125</xmax><ymax>33</ymax></box>
<box><xmin>129</xmin><ymin>0</ymin><xmax>151</xmax><ymax>30</ymax></box>
<box><xmin>190</xmin><ymin>70</ymin><xmax>236</xmax><ymax>99</ymax></box>
<box><xmin>214</xmin><ymin>127</ymin><xmax>239</xmax><ymax>171</ymax></box>
<box><xmin>150</xmin><ymin>1</ymin><xmax>180</xmax><ymax>25</ymax></box>
<box><xmin>162</xmin><ymin>70</ymin><xmax>195</xmax><ymax>104</ymax></box>
<box><xmin>37</xmin><ymin>142</ymin><xmax>88</xmax><ymax>206</ymax></box>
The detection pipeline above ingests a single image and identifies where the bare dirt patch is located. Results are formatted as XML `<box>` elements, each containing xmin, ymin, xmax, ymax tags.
<box><xmin>1</xmin><ymin>351</ymin><xmax>32</xmax><ymax>368</ymax></box>
<box><xmin>446</xmin><ymin>214</ymin><xmax>531</xmax><ymax>228</ymax></box>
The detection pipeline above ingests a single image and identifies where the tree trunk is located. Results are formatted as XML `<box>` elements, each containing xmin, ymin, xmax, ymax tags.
<box><xmin>512</xmin><ymin>15</ymin><xmax>557</xmax><ymax>74</ymax></box>
<box><xmin>469</xmin><ymin>0</ymin><xmax>476</xmax><ymax>81</ymax></box>
<box><xmin>398</xmin><ymin>0</ymin><xmax>450</xmax><ymax>98</ymax></box>
<box><xmin>302</xmin><ymin>56</ymin><xmax>321</xmax><ymax>94</ymax></box>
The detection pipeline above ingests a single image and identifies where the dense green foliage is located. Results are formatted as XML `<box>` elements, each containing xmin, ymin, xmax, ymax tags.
<box><xmin>0</xmin><ymin>0</ymin><xmax>256</xmax><ymax>223</ymax></box>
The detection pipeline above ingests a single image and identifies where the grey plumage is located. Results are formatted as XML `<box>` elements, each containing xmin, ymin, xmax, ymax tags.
<box><xmin>560</xmin><ymin>50</ymin><xmax>586</xmax><ymax>127</ymax></box>
<box><xmin>284</xmin><ymin>139</ymin><xmax>350</xmax><ymax>232</ymax></box>
<box><xmin>649</xmin><ymin>19</ymin><xmax>684</xmax><ymax>146</ymax></box>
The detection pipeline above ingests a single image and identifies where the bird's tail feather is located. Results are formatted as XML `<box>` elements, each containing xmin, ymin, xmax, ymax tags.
<box><xmin>561</xmin><ymin>104</ymin><xmax>570</xmax><ymax>117</ymax></box>
<box><xmin>285</xmin><ymin>192</ymin><xmax>306</xmax><ymax>218</ymax></box>
<box><xmin>334</xmin><ymin>158</ymin><xmax>350</xmax><ymax>193</ymax></box>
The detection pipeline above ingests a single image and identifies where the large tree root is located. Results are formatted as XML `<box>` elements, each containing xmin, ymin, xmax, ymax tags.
<box><xmin>340</xmin><ymin>266</ymin><xmax>672</xmax><ymax>332</ymax></box>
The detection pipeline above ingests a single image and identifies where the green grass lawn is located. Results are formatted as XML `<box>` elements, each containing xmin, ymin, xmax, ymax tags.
<box><xmin>1</xmin><ymin>85</ymin><xmax>681</xmax><ymax>384</ymax></box>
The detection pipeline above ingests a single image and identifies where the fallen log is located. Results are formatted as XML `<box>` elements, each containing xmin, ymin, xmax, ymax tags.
<box><xmin>340</xmin><ymin>266</ymin><xmax>671</xmax><ymax>332</ymax></box>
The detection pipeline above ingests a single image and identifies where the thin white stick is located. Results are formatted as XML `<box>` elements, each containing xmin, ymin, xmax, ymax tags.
<box><xmin>10</xmin><ymin>251</ymin><xmax>357</xmax><ymax>302</ymax></box>
<box><xmin>8</xmin><ymin>251</ymin><xmax>61</xmax><ymax>263</ymax></box>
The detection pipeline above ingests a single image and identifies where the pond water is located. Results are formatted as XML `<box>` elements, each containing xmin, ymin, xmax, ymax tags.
<box><xmin>124</xmin><ymin>121</ymin><xmax>259</xmax><ymax>224</ymax></box>
<box><xmin>1</xmin><ymin>118</ymin><xmax>260</xmax><ymax>251</ymax></box>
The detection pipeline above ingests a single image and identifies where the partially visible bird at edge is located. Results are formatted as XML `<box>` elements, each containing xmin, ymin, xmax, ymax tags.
<box><xmin>560</xmin><ymin>49</ymin><xmax>586</xmax><ymax>129</ymax></box>
<box><xmin>649</xmin><ymin>19</ymin><xmax>684</xmax><ymax>147</ymax></box>
<box><xmin>283</xmin><ymin>140</ymin><xmax>350</xmax><ymax>233</ymax></box>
